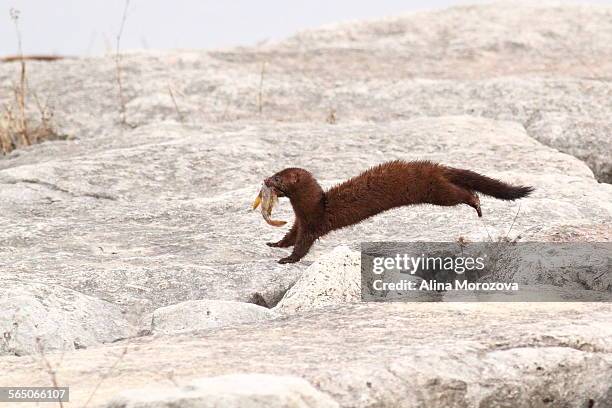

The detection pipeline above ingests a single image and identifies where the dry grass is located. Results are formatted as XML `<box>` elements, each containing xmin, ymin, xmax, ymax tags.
<box><xmin>36</xmin><ymin>334</ymin><xmax>129</xmax><ymax>408</ymax></box>
<box><xmin>257</xmin><ymin>61</ymin><xmax>267</xmax><ymax>115</ymax></box>
<box><xmin>326</xmin><ymin>108</ymin><xmax>337</xmax><ymax>124</ymax></box>
<box><xmin>167</xmin><ymin>83</ymin><xmax>185</xmax><ymax>123</ymax></box>
<box><xmin>82</xmin><ymin>344</ymin><xmax>128</xmax><ymax>407</ymax></box>
<box><xmin>115</xmin><ymin>0</ymin><xmax>130</xmax><ymax>126</ymax></box>
<box><xmin>1</xmin><ymin>9</ymin><xmax>61</xmax><ymax>155</ymax></box>
<box><xmin>35</xmin><ymin>337</ymin><xmax>65</xmax><ymax>408</ymax></box>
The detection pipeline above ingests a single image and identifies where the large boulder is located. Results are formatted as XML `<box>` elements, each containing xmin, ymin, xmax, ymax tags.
<box><xmin>278</xmin><ymin>244</ymin><xmax>612</xmax><ymax>309</ymax></box>
<box><xmin>275</xmin><ymin>246</ymin><xmax>361</xmax><ymax>314</ymax></box>
<box><xmin>1</xmin><ymin>4</ymin><xmax>611</xmax><ymax>181</ymax></box>
<box><xmin>141</xmin><ymin>300</ymin><xmax>277</xmax><ymax>335</ymax></box>
<box><xmin>1</xmin><ymin>302</ymin><xmax>611</xmax><ymax>407</ymax></box>
<box><xmin>0</xmin><ymin>281</ymin><xmax>133</xmax><ymax>356</ymax></box>
<box><xmin>276</xmin><ymin>2</ymin><xmax>612</xmax><ymax>79</ymax></box>
<box><xmin>526</xmin><ymin>112</ymin><xmax>612</xmax><ymax>184</ymax></box>
<box><xmin>484</xmin><ymin>242</ymin><xmax>612</xmax><ymax>293</ymax></box>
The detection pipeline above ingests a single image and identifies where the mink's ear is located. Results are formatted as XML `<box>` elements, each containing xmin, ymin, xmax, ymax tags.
<box><xmin>290</xmin><ymin>172</ymin><xmax>299</xmax><ymax>184</ymax></box>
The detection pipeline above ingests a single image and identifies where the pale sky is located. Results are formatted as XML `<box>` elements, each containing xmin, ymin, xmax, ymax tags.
<box><xmin>1</xmin><ymin>0</ymin><xmax>611</xmax><ymax>56</ymax></box>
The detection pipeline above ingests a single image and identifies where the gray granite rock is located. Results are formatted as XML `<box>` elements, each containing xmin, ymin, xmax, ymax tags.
<box><xmin>1</xmin><ymin>3</ymin><xmax>610</xmax><ymax>180</ymax></box>
<box><xmin>275</xmin><ymin>246</ymin><xmax>361</xmax><ymax>315</ymax></box>
<box><xmin>0</xmin><ymin>117</ymin><xmax>609</xmax><ymax>321</ymax></box>
<box><xmin>141</xmin><ymin>300</ymin><xmax>277</xmax><ymax>335</ymax></box>
<box><xmin>0</xmin><ymin>281</ymin><xmax>133</xmax><ymax>356</ymax></box>
<box><xmin>1</xmin><ymin>303</ymin><xmax>610</xmax><ymax>407</ymax></box>
<box><xmin>277</xmin><ymin>244</ymin><xmax>612</xmax><ymax>309</ymax></box>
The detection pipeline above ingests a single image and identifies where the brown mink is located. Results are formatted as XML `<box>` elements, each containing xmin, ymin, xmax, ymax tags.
<box><xmin>264</xmin><ymin>160</ymin><xmax>533</xmax><ymax>264</ymax></box>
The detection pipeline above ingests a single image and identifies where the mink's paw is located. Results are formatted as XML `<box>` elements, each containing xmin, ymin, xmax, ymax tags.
<box><xmin>278</xmin><ymin>256</ymin><xmax>299</xmax><ymax>264</ymax></box>
<box><xmin>267</xmin><ymin>240</ymin><xmax>293</xmax><ymax>248</ymax></box>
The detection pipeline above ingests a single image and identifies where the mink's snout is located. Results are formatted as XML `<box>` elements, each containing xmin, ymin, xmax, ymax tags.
<box><xmin>264</xmin><ymin>177</ymin><xmax>287</xmax><ymax>197</ymax></box>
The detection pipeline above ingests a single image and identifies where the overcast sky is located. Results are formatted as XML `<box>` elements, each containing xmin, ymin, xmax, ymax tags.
<box><xmin>1</xmin><ymin>0</ymin><xmax>611</xmax><ymax>56</ymax></box>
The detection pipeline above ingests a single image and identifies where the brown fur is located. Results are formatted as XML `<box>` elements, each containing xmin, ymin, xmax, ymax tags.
<box><xmin>264</xmin><ymin>160</ymin><xmax>533</xmax><ymax>263</ymax></box>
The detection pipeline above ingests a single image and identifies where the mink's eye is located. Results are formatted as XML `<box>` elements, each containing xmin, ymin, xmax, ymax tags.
<box><xmin>274</xmin><ymin>176</ymin><xmax>281</xmax><ymax>182</ymax></box>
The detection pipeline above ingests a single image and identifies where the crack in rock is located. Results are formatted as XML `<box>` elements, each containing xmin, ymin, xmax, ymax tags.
<box><xmin>5</xmin><ymin>178</ymin><xmax>116</xmax><ymax>201</ymax></box>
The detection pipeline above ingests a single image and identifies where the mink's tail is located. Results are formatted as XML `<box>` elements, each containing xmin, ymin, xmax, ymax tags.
<box><xmin>445</xmin><ymin>168</ymin><xmax>534</xmax><ymax>200</ymax></box>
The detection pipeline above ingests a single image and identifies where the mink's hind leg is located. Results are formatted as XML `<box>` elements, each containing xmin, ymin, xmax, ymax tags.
<box><xmin>427</xmin><ymin>181</ymin><xmax>482</xmax><ymax>217</ymax></box>
<box><xmin>469</xmin><ymin>193</ymin><xmax>482</xmax><ymax>217</ymax></box>
<box><xmin>267</xmin><ymin>221</ymin><xmax>299</xmax><ymax>247</ymax></box>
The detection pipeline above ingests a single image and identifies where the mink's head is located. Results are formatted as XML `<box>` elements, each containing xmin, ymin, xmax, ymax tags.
<box><xmin>264</xmin><ymin>168</ymin><xmax>315</xmax><ymax>198</ymax></box>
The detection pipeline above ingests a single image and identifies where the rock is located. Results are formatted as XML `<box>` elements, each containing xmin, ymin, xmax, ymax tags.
<box><xmin>441</xmin><ymin>283</ymin><xmax>612</xmax><ymax>302</ymax></box>
<box><xmin>0</xmin><ymin>117</ymin><xmax>609</xmax><ymax>315</ymax></box>
<box><xmin>141</xmin><ymin>300</ymin><xmax>277</xmax><ymax>335</ymax></box>
<box><xmin>1</xmin><ymin>303</ymin><xmax>611</xmax><ymax>407</ymax></box>
<box><xmin>486</xmin><ymin>243</ymin><xmax>612</xmax><ymax>293</ymax></box>
<box><xmin>280</xmin><ymin>243</ymin><xmax>612</xmax><ymax>307</ymax></box>
<box><xmin>278</xmin><ymin>2</ymin><xmax>612</xmax><ymax>79</ymax></box>
<box><xmin>526</xmin><ymin>112</ymin><xmax>612</xmax><ymax>184</ymax></box>
<box><xmin>275</xmin><ymin>246</ymin><xmax>361</xmax><ymax>314</ymax></box>
<box><xmin>530</xmin><ymin>223</ymin><xmax>612</xmax><ymax>242</ymax></box>
<box><xmin>0</xmin><ymin>281</ymin><xmax>133</xmax><ymax>356</ymax></box>
<box><xmin>1</xmin><ymin>4</ymin><xmax>611</xmax><ymax>181</ymax></box>
<box><xmin>360</xmin><ymin>241</ymin><xmax>612</xmax><ymax>299</ymax></box>
<box><xmin>105</xmin><ymin>373</ymin><xmax>340</xmax><ymax>408</ymax></box>
<box><xmin>0</xmin><ymin>3</ymin><xmax>611</xmax><ymax>406</ymax></box>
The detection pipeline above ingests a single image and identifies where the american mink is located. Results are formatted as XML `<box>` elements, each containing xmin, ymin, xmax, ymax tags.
<box><xmin>264</xmin><ymin>160</ymin><xmax>533</xmax><ymax>264</ymax></box>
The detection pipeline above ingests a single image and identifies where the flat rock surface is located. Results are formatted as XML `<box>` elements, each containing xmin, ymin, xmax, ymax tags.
<box><xmin>0</xmin><ymin>117</ymin><xmax>609</xmax><ymax>322</ymax></box>
<box><xmin>1</xmin><ymin>303</ymin><xmax>611</xmax><ymax>407</ymax></box>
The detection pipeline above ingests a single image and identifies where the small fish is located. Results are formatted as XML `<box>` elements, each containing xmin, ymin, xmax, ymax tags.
<box><xmin>252</xmin><ymin>185</ymin><xmax>287</xmax><ymax>227</ymax></box>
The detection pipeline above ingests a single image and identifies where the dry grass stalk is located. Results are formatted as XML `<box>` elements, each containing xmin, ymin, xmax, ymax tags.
<box><xmin>16</xmin><ymin>57</ymin><xmax>29</xmax><ymax>145</ymax></box>
<box><xmin>326</xmin><ymin>108</ymin><xmax>337</xmax><ymax>124</ymax></box>
<box><xmin>115</xmin><ymin>0</ymin><xmax>130</xmax><ymax>125</ymax></box>
<box><xmin>167</xmin><ymin>83</ymin><xmax>185</xmax><ymax>123</ymax></box>
<box><xmin>83</xmin><ymin>345</ymin><xmax>129</xmax><ymax>407</ymax></box>
<box><xmin>35</xmin><ymin>337</ymin><xmax>65</xmax><ymax>408</ymax></box>
<box><xmin>1</xmin><ymin>106</ymin><xmax>16</xmax><ymax>153</ymax></box>
<box><xmin>32</xmin><ymin>91</ymin><xmax>54</xmax><ymax>137</ymax></box>
<box><xmin>3</xmin><ymin>9</ymin><xmax>29</xmax><ymax>148</ymax></box>
<box><xmin>258</xmin><ymin>61</ymin><xmax>267</xmax><ymax>115</ymax></box>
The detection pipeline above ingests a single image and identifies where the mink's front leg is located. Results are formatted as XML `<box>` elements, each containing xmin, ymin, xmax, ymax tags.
<box><xmin>267</xmin><ymin>220</ymin><xmax>299</xmax><ymax>248</ymax></box>
<box><xmin>278</xmin><ymin>231</ymin><xmax>315</xmax><ymax>264</ymax></box>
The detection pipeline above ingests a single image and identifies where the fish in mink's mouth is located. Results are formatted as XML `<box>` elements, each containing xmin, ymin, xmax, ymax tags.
<box><xmin>264</xmin><ymin>178</ymin><xmax>287</xmax><ymax>197</ymax></box>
